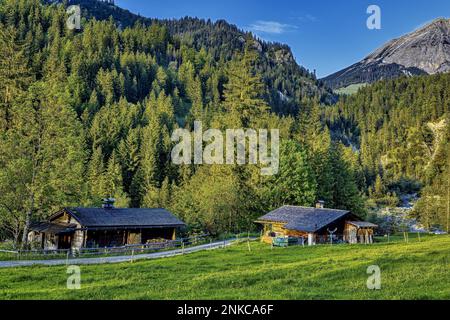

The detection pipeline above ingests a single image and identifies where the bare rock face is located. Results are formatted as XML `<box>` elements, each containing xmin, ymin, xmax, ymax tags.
<box><xmin>367</xmin><ymin>18</ymin><xmax>450</xmax><ymax>74</ymax></box>
<box><xmin>273</xmin><ymin>48</ymin><xmax>294</xmax><ymax>64</ymax></box>
<box><xmin>323</xmin><ymin>18</ymin><xmax>450</xmax><ymax>89</ymax></box>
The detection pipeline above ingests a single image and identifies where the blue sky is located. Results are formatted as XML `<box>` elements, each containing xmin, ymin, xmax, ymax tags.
<box><xmin>116</xmin><ymin>0</ymin><xmax>450</xmax><ymax>78</ymax></box>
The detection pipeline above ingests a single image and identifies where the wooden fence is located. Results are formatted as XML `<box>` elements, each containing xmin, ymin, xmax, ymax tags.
<box><xmin>0</xmin><ymin>234</ymin><xmax>210</xmax><ymax>261</ymax></box>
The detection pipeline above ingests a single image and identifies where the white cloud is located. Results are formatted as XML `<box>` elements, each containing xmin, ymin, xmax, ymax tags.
<box><xmin>249</xmin><ymin>20</ymin><xmax>297</xmax><ymax>35</ymax></box>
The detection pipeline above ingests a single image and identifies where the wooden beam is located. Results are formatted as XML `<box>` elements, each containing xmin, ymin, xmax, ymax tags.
<box><xmin>82</xmin><ymin>230</ymin><xmax>87</xmax><ymax>248</ymax></box>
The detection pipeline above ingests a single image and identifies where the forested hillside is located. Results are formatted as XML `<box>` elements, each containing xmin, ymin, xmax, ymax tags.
<box><xmin>0</xmin><ymin>0</ymin><xmax>361</xmax><ymax>247</ymax></box>
<box><xmin>56</xmin><ymin>0</ymin><xmax>335</xmax><ymax>113</ymax></box>
<box><xmin>326</xmin><ymin>74</ymin><xmax>450</xmax><ymax>229</ymax></box>
<box><xmin>0</xmin><ymin>0</ymin><xmax>448</xmax><ymax>249</ymax></box>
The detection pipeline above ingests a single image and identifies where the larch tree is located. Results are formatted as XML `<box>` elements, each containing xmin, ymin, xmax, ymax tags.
<box><xmin>0</xmin><ymin>81</ymin><xmax>86</xmax><ymax>248</ymax></box>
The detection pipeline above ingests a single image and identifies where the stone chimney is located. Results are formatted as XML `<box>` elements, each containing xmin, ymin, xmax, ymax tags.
<box><xmin>102</xmin><ymin>198</ymin><xmax>115</xmax><ymax>209</ymax></box>
<box><xmin>316</xmin><ymin>200</ymin><xmax>325</xmax><ymax>209</ymax></box>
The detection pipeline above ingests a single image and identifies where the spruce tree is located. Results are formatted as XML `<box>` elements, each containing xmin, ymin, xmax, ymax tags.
<box><xmin>263</xmin><ymin>140</ymin><xmax>317</xmax><ymax>210</ymax></box>
<box><xmin>223</xmin><ymin>45</ymin><xmax>268</xmax><ymax>127</ymax></box>
<box><xmin>0</xmin><ymin>25</ymin><xmax>32</xmax><ymax>130</ymax></box>
<box><xmin>105</xmin><ymin>152</ymin><xmax>130</xmax><ymax>207</ymax></box>
<box><xmin>329</xmin><ymin>142</ymin><xmax>366</xmax><ymax>216</ymax></box>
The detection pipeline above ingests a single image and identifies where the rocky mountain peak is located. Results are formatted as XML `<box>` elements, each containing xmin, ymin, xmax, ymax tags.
<box><xmin>322</xmin><ymin>18</ymin><xmax>450</xmax><ymax>90</ymax></box>
<box><xmin>365</xmin><ymin>18</ymin><xmax>450</xmax><ymax>74</ymax></box>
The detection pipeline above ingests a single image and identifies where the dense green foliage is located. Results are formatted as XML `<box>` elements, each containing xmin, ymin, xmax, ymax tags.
<box><xmin>55</xmin><ymin>0</ymin><xmax>334</xmax><ymax>113</ymax></box>
<box><xmin>0</xmin><ymin>0</ymin><xmax>448</xmax><ymax>245</ymax></box>
<box><xmin>326</xmin><ymin>74</ymin><xmax>450</xmax><ymax>229</ymax></box>
<box><xmin>0</xmin><ymin>235</ymin><xmax>448</xmax><ymax>299</ymax></box>
<box><xmin>0</xmin><ymin>0</ymin><xmax>363</xmax><ymax>246</ymax></box>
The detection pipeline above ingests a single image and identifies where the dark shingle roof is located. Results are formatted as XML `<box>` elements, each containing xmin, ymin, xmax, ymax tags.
<box><xmin>65</xmin><ymin>208</ymin><xmax>186</xmax><ymax>228</ymax></box>
<box><xmin>256</xmin><ymin>206</ymin><xmax>351</xmax><ymax>233</ymax></box>
<box><xmin>30</xmin><ymin>221</ymin><xmax>77</xmax><ymax>234</ymax></box>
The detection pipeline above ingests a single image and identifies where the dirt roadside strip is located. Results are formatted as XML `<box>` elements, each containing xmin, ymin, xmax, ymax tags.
<box><xmin>0</xmin><ymin>239</ymin><xmax>246</xmax><ymax>268</ymax></box>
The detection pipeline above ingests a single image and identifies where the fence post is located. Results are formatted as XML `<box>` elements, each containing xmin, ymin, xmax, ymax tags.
<box><xmin>417</xmin><ymin>232</ymin><xmax>421</xmax><ymax>242</ymax></box>
<box><xmin>131</xmin><ymin>249</ymin><xmax>134</xmax><ymax>263</ymax></box>
<box><xmin>182</xmin><ymin>241</ymin><xmax>185</xmax><ymax>255</ymax></box>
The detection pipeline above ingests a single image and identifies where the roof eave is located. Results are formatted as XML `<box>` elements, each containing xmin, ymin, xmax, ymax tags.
<box><xmin>82</xmin><ymin>224</ymin><xmax>186</xmax><ymax>229</ymax></box>
<box><xmin>254</xmin><ymin>220</ymin><xmax>287</xmax><ymax>224</ymax></box>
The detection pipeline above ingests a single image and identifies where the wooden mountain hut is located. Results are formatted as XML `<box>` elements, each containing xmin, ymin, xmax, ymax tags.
<box><xmin>256</xmin><ymin>202</ymin><xmax>377</xmax><ymax>246</ymax></box>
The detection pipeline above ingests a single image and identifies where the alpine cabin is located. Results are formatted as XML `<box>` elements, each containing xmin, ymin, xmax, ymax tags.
<box><xmin>256</xmin><ymin>202</ymin><xmax>377</xmax><ymax>246</ymax></box>
<box><xmin>28</xmin><ymin>199</ymin><xmax>186</xmax><ymax>250</ymax></box>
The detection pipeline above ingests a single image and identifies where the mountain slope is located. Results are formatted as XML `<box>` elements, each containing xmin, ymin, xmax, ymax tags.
<box><xmin>58</xmin><ymin>0</ymin><xmax>334</xmax><ymax>111</ymax></box>
<box><xmin>322</xmin><ymin>18</ymin><xmax>450</xmax><ymax>90</ymax></box>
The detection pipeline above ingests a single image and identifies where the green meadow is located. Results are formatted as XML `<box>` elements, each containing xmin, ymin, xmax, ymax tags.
<box><xmin>334</xmin><ymin>83</ymin><xmax>368</xmax><ymax>95</ymax></box>
<box><xmin>0</xmin><ymin>235</ymin><xmax>449</xmax><ymax>300</ymax></box>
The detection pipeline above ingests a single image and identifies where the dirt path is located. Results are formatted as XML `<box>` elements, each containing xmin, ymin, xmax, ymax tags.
<box><xmin>0</xmin><ymin>239</ymin><xmax>238</xmax><ymax>268</ymax></box>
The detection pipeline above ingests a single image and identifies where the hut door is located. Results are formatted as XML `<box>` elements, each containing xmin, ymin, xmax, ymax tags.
<box><xmin>58</xmin><ymin>234</ymin><xmax>72</xmax><ymax>249</ymax></box>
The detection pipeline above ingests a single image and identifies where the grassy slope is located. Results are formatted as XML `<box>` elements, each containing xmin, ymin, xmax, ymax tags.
<box><xmin>0</xmin><ymin>235</ymin><xmax>449</xmax><ymax>300</ymax></box>
<box><xmin>334</xmin><ymin>83</ymin><xmax>367</xmax><ymax>95</ymax></box>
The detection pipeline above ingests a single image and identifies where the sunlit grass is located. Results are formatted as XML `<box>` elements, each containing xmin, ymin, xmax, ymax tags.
<box><xmin>0</xmin><ymin>235</ymin><xmax>448</xmax><ymax>300</ymax></box>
